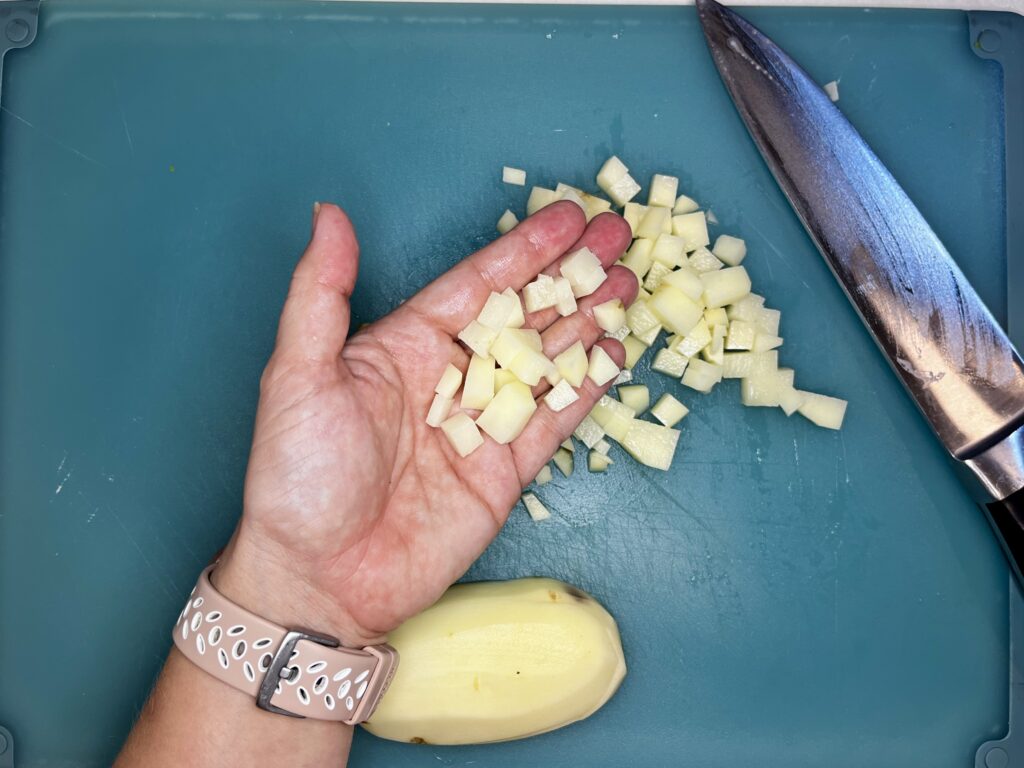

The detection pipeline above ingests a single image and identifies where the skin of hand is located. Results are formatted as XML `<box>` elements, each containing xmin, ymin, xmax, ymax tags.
<box><xmin>213</xmin><ymin>200</ymin><xmax>638</xmax><ymax>646</ymax></box>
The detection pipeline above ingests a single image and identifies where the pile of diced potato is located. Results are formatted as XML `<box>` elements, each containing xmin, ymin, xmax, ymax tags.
<box><xmin>430</xmin><ymin>158</ymin><xmax>847</xmax><ymax>521</ymax></box>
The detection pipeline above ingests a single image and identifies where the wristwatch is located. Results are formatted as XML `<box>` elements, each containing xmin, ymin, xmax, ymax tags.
<box><xmin>173</xmin><ymin>565</ymin><xmax>398</xmax><ymax>724</ymax></box>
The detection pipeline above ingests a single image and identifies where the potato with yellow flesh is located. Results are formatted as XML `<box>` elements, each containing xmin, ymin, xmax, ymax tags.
<box><xmin>363</xmin><ymin>579</ymin><xmax>626</xmax><ymax>745</ymax></box>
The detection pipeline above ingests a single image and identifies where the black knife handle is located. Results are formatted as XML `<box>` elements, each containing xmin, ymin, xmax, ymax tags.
<box><xmin>986</xmin><ymin>487</ymin><xmax>1024</xmax><ymax>585</ymax></box>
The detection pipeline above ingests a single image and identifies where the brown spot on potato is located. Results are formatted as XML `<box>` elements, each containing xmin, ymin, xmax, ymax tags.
<box><xmin>473</xmin><ymin>675</ymin><xmax>480</xmax><ymax>691</ymax></box>
<box><xmin>548</xmin><ymin>590</ymin><xmax>559</xmax><ymax>601</ymax></box>
<box><xmin>565</xmin><ymin>586</ymin><xmax>589</xmax><ymax>602</ymax></box>
<box><xmin>410</xmin><ymin>737</ymin><xmax>428</xmax><ymax>744</ymax></box>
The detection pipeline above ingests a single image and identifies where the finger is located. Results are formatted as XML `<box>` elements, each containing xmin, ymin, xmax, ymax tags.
<box><xmin>405</xmin><ymin>201</ymin><xmax>586</xmax><ymax>336</ymax></box>
<box><xmin>510</xmin><ymin>338</ymin><xmax>626</xmax><ymax>484</ymax></box>
<box><xmin>522</xmin><ymin>212</ymin><xmax>633</xmax><ymax>333</ymax></box>
<box><xmin>275</xmin><ymin>203</ymin><xmax>360</xmax><ymax>363</ymax></box>
<box><xmin>530</xmin><ymin>265</ymin><xmax>639</xmax><ymax>399</ymax></box>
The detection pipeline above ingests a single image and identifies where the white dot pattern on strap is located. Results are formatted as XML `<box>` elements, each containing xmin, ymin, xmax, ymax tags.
<box><xmin>173</xmin><ymin>566</ymin><xmax>395</xmax><ymax>724</ymax></box>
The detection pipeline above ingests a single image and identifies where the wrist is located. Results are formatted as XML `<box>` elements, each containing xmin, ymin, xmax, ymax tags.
<box><xmin>212</xmin><ymin>532</ymin><xmax>384</xmax><ymax>648</ymax></box>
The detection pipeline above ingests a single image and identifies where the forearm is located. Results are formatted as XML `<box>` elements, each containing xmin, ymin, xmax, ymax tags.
<box><xmin>116</xmin><ymin>648</ymin><xmax>352</xmax><ymax>768</ymax></box>
<box><xmin>116</xmin><ymin>534</ymin><xmax>371</xmax><ymax>768</ymax></box>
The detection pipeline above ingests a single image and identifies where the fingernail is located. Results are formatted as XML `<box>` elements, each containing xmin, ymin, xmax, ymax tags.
<box><xmin>312</xmin><ymin>201</ymin><xmax>322</xmax><ymax>232</ymax></box>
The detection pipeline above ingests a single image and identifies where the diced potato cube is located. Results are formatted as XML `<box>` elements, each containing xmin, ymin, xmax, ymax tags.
<box><xmin>522</xmin><ymin>492</ymin><xmax>550</xmax><ymax>521</ymax></box>
<box><xmin>652</xmin><ymin>348</ymin><xmax>689</xmax><ymax>378</ymax></box>
<box><xmin>490</xmin><ymin>328</ymin><xmax>535</xmax><ymax>369</ymax></box>
<box><xmin>588</xmin><ymin>451</ymin><xmax>613</xmax><ymax>472</ymax></box>
<box><xmin>558</xmin><ymin>187</ymin><xmax>586</xmax><ymax>211</ymax></box>
<box><xmin>797</xmin><ymin>392</ymin><xmax>847</xmax><ymax>429</ymax></box>
<box><xmin>651</xmin><ymin>393</ymin><xmax>689</xmax><ymax>427</ymax></box>
<box><xmin>553</xmin><ymin>276</ymin><xmax>578</xmax><ymax>316</ymax></box>
<box><xmin>494</xmin><ymin>368</ymin><xmax>519</xmax><ymax>391</ymax></box>
<box><xmin>635</xmin><ymin>322</ymin><xmax>663</xmax><ymax>347</ymax></box>
<box><xmin>778</xmin><ymin>385</ymin><xmax>807</xmax><ymax>416</ymax></box>
<box><xmin>704</xmin><ymin>307</ymin><xmax>729</xmax><ymax>327</ymax></box>
<box><xmin>621</xmin><ymin>238</ymin><xmax>655</xmax><ymax>279</ymax></box>
<box><xmin>544</xmin><ymin>379</ymin><xmax>580</xmax><ymax>412</ymax></box>
<box><xmin>648</xmin><ymin>174</ymin><xmax>679</xmax><ymax>208</ymax></box>
<box><xmin>553</xmin><ymin>340</ymin><xmax>588</xmax><ymax>387</ymax></box>
<box><xmin>526</xmin><ymin>186</ymin><xmax>559</xmax><ymax>215</ymax></box>
<box><xmin>741</xmin><ymin>372</ymin><xmax>784</xmax><ymax>407</ymax></box>
<box><xmin>596</xmin><ymin>155</ymin><xmax>630</xmax><ymax>188</ymax></box>
<box><xmin>648</xmin><ymin>285</ymin><xmax>703</xmax><ymax>335</ymax></box>
<box><xmin>626</xmin><ymin>299</ymin><xmax>660</xmax><ymax>335</ymax></box>
<box><xmin>637</xmin><ymin>206</ymin><xmax>672</xmax><ymax>240</ymax></box>
<box><xmin>458</xmin><ymin>320</ymin><xmax>498</xmax><ymax>358</ymax></box>
<box><xmin>523</xmin><ymin>273</ymin><xmax>557</xmax><ymax>313</ymax></box>
<box><xmin>477</xmin><ymin>290</ymin><xmax>518</xmax><ymax>330</ymax></box>
<box><xmin>617</xmin><ymin>384</ymin><xmax>649</xmax><ymax>414</ymax></box>
<box><xmin>573</xmin><ymin>415</ymin><xmax>605</xmax><ymax>448</ymax></box>
<box><xmin>496</xmin><ymin>209</ymin><xmax>519</xmax><ymax>234</ymax></box>
<box><xmin>727</xmin><ymin>293</ymin><xmax>765</xmax><ymax>322</ymax></box>
<box><xmin>426</xmin><ymin>393</ymin><xmax>454</xmax><ymax>427</ymax></box>
<box><xmin>622</xmin><ymin>334</ymin><xmax>648</xmax><ymax>369</ymax></box>
<box><xmin>643</xmin><ymin>262</ymin><xmax>673</xmax><ymax>292</ymax></box>
<box><xmin>590</xmin><ymin>395</ymin><xmax>636</xmax><ymax>436</ymax></box>
<box><xmin>555</xmin><ymin>182</ymin><xmax>584</xmax><ymax>196</ymax></box>
<box><xmin>553</xmin><ymin>447</ymin><xmax>574</xmax><ymax>477</ymax></box>
<box><xmin>509</xmin><ymin>348</ymin><xmax>556</xmax><ymax>387</ymax></box>
<box><xmin>823</xmin><ymin>80</ymin><xmax>840</xmax><ymax>102</ymax></box>
<box><xmin>636</xmin><ymin>286</ymin><xmax>652</xmax><ymax>302</ymax></box>
<box><xmin>605</xmin><ymin>324</ymin><xmax>630</xmax><ymax>341</ymax></box>
<box><xmin>726</xmin><ymin>320</ymin><xmax>757</xmax><ymax>350</ymax></box>
<box><xmin>502</xmin><ymin>166</ymin><xmax>527</xmax><ymax>186</ymax></box>
<box><xmin>722</xmin><ymin>350</ymin><xmax>778</xmax><ymax>379</ymax></box>
<box><xmin>673</xmin><ymin>194</ymin><xmax>700</xmax><ymax>214</ymax></box>
<box><xmin>755</xmin><ymin>308</ymin><xmax>781</xmax><ymax>336</ymax></box>
<box><xmin>673</xmin><ymin>318</ymin><xmax>712</xmax><ymax>358</ymax></box>
<box><xmin>672</xmin><ymin>212</ymin><xmax>710</xmax><ymax>251</ymax></box>
<box><xmin>620</xmin><ymin>419</ymin><xmax>680</xmax><ymax>471</ymax></box>
<box><xmin>593</xmin><ymin>299</ymin><xmax>626</xmax><ymax>333</ymax></box>
<box><xmin>777</xmin><ymin>368</ymin><xmax>795</xmax><ymax>387</ymax></box>
<box><xmin>594</xmin><ymin>438</ymin><xmax>612</xmax><ymax>455</ymax></box>
<box><xmin>661</xmin><ymin>265</ymin><xmax>704</xmax><ymax>301</ymax></box>
<box><xmin>587</xmin><ymin>345</ymin><xmax>620</xmax><ymax>386</ymax></box>
<box><xmin>606</xmin><ymin>174</ymin><xmax>642</xmax><ymax>207</ymax></box>
<box><xmin>623</xmin><ymin>203</ymin><xmax>648</xmax><ymax>235</ymax></box>
<box><xmin>752</xmin><ymin>333</ymin><xmax>783</xmax><ymax>352</ymax></box>
<box><xmin>461</xmin><ymin>354</ymin><xmax>496</xmax><ymax>410</ymax></box>
<box><xmin>534</xmin><ymin>465</ymin><xmax>553</xmax><ymax>485</ymax></box>
<box><xmin>650</xmin><ymin>234</ymin><xmax>687</xmax><ymax>268</ymax></box>
<box><xmin>701</xmin><ymin>266</ymin><xmax>752</xmax><ymax>308</ymax></box>
<box><xmin>560</xmin><ymin>247</ymin><xmax>607</xmax><ymax>298</ymax></box>
<box><xmin>582</xmin><ymin>193</ymin><xmax>613</xmax><ymax>221</ymax></box>
<box><xmin>702</xmin><ymin>324</ymin><xmax>726</xmax><ymax>365</ymax></box>
<box><xmin>435</xmin><ymin>363</ymin><xmax>463</xmax><ymax>398</ymax></box>
<box><xmin>712</xmin><ymin>234</ymin><xmax>747</xmax><ymax>266</ymax></box>
<box><xmin>613</xmin><ymin>368</ymin><xmax>632</xmax><ymax>384</ymax></box>
<box><xmin>561</xmin><ymin>438</ymin><xmax>574</xmax><ymax>451</ymax></box>
<box><xmin>476</xmin><ymin>381</ymin><xmax>537</xmax><ymax>444</ymax></box>
<box><xmin>440</xmin><ymin>412</ymin><xmax>484</xmax><ymax>457</ymax></box>
<box><xmin>688</xmin><ymin>247</ymin><xmax>723</xmax><ymax>273</ymax></box>
<box><xmin>520</xmin><ymin>328</ymin><xmax>543</xmax><ymax>351</ymax></box>
<box><xmin>681</xmin><ymin>358</ymin><xmax>723</xmax><ymax>393</ymax></box>
<box><xmin>501</xmin><ymin>288</ymin><xmax>525</xmax><ymax>329</ymax></box>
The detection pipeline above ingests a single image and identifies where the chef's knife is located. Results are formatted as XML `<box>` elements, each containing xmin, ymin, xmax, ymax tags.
<box><xmin>695</xmin><ymin>0</ymin><xmax>1024</xmax><ymax>582</ymax></box>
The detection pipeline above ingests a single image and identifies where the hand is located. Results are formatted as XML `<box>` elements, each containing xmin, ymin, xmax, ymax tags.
<box><xmin>214</xmin><ymin>201</ymin><xmax>637</xmax><ymax>646</ymax></box>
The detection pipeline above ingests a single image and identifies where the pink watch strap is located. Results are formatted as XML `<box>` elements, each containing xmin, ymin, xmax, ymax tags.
<box><xmin>172</xmin><ymin>566</ymin><xmax>398</xmax><ymax>724</ymax></box>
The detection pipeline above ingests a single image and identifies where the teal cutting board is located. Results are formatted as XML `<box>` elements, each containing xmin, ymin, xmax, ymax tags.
<box><xmin>1</xmin><ymin>2</ymin><xmax>1021</xmax><ymax>766</ymax></box>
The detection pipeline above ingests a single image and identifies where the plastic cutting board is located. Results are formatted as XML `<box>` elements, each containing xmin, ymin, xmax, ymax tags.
<box><xmin>1</xmin><ymin>2</ymin><xmax>1022</xmax><ymax>766</ymax></box>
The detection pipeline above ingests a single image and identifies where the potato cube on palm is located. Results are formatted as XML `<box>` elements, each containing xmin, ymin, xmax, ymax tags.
<box><xmin>476</xmin><ymin>382</ymin><xmax>537</xmax><ymax>444</ymax></box>
<box><xmin>560</xmin><ymin>247</ymin><xmax>607</xmax><ymax>298</ymax></box>
<box><xmin>440</xmin><ymin>413</ymin><xmax>484</xmax><ymax>457</ymax></box>
<box><xmin>477</xmin><ymin>291</ymin><xmax>518</xmax><ymax>330</ymax></box>
<box><xmin>458</xmin><ymin>320</ymin><xmax>498</xmax><ymax>358</ymax></box>
<box><xmin>593</xmin><ymin>299</ymin><xmax>626</xmax><ymax>333</ymax></box>
<box><xmin>553</xmin><ymin>276</ymin><xmax>578</xmax><ymax>316</ymax></box>
<box><xmin>461</xmin><ymin>354</ymin><xmax>495</xmax><ymax>410</ymax></box>
<box><xmin>523</xmin><ymin>273</ymin><xmax>557</xmax><ymax>313</ymax></box>
<box><xmin>554</xmin><ymin>340</ymin><xmax>589</xmax><ymax>387</ymax></box>
<box><xmin>509</xmin><ymin>348</ymin><xmax>556</xmax><ymax>387</ymax></box>
<box><xmin>544</xmin><ymin>379</ymin><xmax>580</xmax><ymax>412</ymax></box>
<box><xmin>426</xmin><ymin>393</ymin><xmax>454</xmax><ymax>427</ymax></box>
<box><xmin>526</xmin><ymin>186</ymin><xmax>559</xmax><ymax>215</ymax></box>
<box><xmin>434</xmin><ymin>363</ymin><xmax>463</xmax><ymax>399</ymax></box>
<box><xmin>587</xmin><ymin>346</ymin><xmax>620</xmax><ymax>386</ymax></box>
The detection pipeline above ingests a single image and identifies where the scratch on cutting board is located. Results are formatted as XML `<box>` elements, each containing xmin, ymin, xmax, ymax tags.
<box><xmin>109</xmin><ymin>507</ymin><xmax>178</xmax><ymax>603</ymax></box>
<box><xmin>112</xmin><ymin>78</ymin><xmax>135</xmax><ymax>158</ymax></box>
<box><xmin>55</xmin><ymin>453</ymin><xmax>73</xmax><ymax>495</ymax></box>
<box><xmin>1</xmin><ymin>106</ymin><xmax>106</xmax><ymax>168</ymax></box>
<box><xmin>745</xmin><ymin>220</ymin><xmax>811</xmax><ymax>289</ymax></box>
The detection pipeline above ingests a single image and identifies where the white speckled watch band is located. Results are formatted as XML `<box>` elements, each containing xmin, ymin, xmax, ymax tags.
<box><xmin>173</xmin><ymin>566</ymin><xmax>398</xmax><ymax>724</ymax></box>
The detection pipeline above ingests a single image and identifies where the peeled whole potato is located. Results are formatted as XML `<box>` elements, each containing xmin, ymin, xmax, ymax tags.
<box><xmin>362</xmin><ymin>578</ymin><xmax>626</xmax><ymax>745</ymax></box>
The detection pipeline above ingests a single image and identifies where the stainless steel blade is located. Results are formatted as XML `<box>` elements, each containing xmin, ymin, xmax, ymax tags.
<box><xmin>696</xmin><ymin>0</ymin><xmax>1024</xmax><ymax>501</ymax></box>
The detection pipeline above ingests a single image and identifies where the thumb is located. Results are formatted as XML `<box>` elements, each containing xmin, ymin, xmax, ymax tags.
<box><xmin>275</xmin><ymin>203</ymin><xmax>360</xmax><ymax>363</ymax></box>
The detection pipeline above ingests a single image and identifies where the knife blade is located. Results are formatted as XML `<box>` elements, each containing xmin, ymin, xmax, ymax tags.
<box><xmin>696</xmin><ymin>0</ymin><xmax>1024</xmax><ymax>580</ymax></box>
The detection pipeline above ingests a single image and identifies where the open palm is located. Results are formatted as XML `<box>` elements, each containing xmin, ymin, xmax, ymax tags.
<box><xmin>216</xmin><ymin>201</ymin><xmax>637</xmax><ymax>646</ymax></box>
